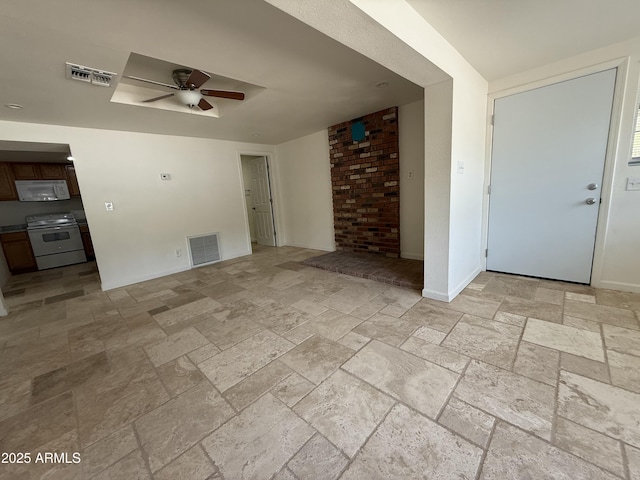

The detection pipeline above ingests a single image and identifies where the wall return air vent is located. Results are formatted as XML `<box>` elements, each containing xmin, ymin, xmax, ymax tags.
<box><xmin>66</xmin><ymin>62</ymin><xmax>117</xmax><ymax>87</ymax></box>
<box><xmin>187</xmin><ymin>233</ymin><xmax>221</xmax><ymax>267</ymax></box>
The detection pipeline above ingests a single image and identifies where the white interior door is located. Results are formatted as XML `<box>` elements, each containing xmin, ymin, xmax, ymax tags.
<box><xmin>250</xmin><ymin>156</ymin><xmax>276</xmax><ymax>246</ymax></box>
<box><xmin>487</xmin><ymin>69</ymin><xmax>616</xmax><ymax>283</ymax></box>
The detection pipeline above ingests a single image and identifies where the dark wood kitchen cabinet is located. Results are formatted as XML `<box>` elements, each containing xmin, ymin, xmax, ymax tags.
<box><xmin>80</xmin><ymin>225</ymin><xmax>95</xmax><ymax>260</ymax></box>
<box><xmin>12</xmin><ymin>163</ymin><xmax>66</xmax><ymax>180</ymax></box>
<box><xmin>0</xmin><ymin>163</ymin><xmax>18</xmax><ymax>201</ymax></box>
<box><xmin>38</xmin><ymin>163</ymin><xmax>67</xmax><ymax>179</ymax></box>
<box><xmin>11</xmin><ymin>163</ymin><xmax>40</xmax><ymax>180</ymax></box>
<box><xmin>0</xmin><ymin>231</ymin><xmax>37</xmax><ymax>274</ymax></box>
<box><xmin>1</xmin><ymin>162</ymin><xmax>80</xmax><ymax>201</ymax></box>
<box><xmin>65</xmin><ymin>165</ymin><xmax>81</xmax><ymax>197</ymax></box>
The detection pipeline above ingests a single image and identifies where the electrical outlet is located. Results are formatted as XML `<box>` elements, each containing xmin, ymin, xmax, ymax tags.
<box><xmin>160</xmin><ymin>173</ymin><xmax>171</xmax><ymax>181</ymax></box>
<box><xmin>408</xmin><ymin>171</ymin><xmax>414</xmax><ymax>179</ymax></box>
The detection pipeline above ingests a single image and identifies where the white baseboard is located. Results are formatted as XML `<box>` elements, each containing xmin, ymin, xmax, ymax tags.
<box><xmin>450</xmin><ymin>265</ymin><xmax>483</xmax><ymax>299</ymax></box>
<box><xmin>101</xmin><ymin>265</ymin><xmax>190</xmax><ymax>291</ymax></box>
<box><xmin>422</xmin><ymin>265</ymin><xmax>482</xmax><ymax>302</ymax></box>
<box><xmin>100</xmin><ymin>250</ymin><xmax>253</xmax><ymax>291</ymax></box>
<box><xmin>592</xmin><ymin>279</ymin><xmax>640</xmax><ymax>294</ymax></box>
<box><xmin>421</xmin><ymin>288</ymin><xmax>451</xmax><ymax>302</ymax></box>
<box><xmin>401</xmin><ymin>252</ymin><xmax>424</xmax><ymax>260</ymax></box>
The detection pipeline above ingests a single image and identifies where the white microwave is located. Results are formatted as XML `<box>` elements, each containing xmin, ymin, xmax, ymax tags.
<box><xmin>15</xmin><ymin>180</ymin><xmax>71</xmax><ymax>202</ymax></box>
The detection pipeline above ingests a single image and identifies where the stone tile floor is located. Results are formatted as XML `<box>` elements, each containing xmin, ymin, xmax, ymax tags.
<box><xmin>0</xmin><ymin>244</ymin><xmax>639</xmax><ymax>479</ymax></box>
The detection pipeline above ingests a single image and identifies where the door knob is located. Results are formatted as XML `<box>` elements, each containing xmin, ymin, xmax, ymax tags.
<box><xmin>586</xmin><ymin>198</ymin><xmax>597</xmax><ymax>205</ymax></box>
<box><xmin>587</xmin><ymin>183</ymin><xmax>599</xmax><ymax>190</ymax></box>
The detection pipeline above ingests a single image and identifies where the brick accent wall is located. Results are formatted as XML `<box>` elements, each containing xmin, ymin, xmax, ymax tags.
<box><xmin>329</xmin><ymin>107</ymin><xmax>400</xmax><ymax>257</ymax></box>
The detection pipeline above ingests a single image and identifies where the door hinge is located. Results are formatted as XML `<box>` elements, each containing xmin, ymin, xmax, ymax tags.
<box><xmin>485</xmin><ymin>249</ymin><xmax>488</xmax><ymax>258</ymax></box>
<box><xmin>490</xmin><ymin>114</ymin><xmax>495</xmax><ymax>125</ymax></box>
<box><xmin>487</xmin><ymin>184</ymin><xmax>491</xmax><ymax>195</ymax></box>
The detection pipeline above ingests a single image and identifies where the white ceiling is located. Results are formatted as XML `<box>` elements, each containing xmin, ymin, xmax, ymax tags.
<box><xmin>0</xmin><ymin>0</ymin><xmax>424</xmax><ymax>145</ymax></box>
<box><xmin>407</xmin><ymin>0</ymin><xmax>640</xmax><ymax>81</ymax></box>
<box><xmin>2</xmin><ymin>0</ymin><xmax>640</xmax><ymax>150</ymax></box>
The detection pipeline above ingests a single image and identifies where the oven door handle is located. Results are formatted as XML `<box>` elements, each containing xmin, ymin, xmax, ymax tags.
<box><xmin>28</xmin><ymin>224</ymin><xmax>78</xmax><ymax>231</ymax></box>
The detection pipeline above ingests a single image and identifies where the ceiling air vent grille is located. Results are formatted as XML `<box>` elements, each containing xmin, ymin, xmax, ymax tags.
<box><xmin>66</xmin><ymin>62</ymin><xmax>117</xmax><ymax>87</ymax></box>
<box><xmin>187</xmin><ymin>233</ymin><xmax>221</xmax><ymax>267</ymax></box>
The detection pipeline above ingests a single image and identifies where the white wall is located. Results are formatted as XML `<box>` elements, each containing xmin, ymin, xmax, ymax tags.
<box><xmin>423</xmin><ymin>80</ymin><xmax>453</xmax><ymax>299</ymax></box>
<box><xmin>398</xmin><ymin>100</ymin><xmax>425</xmax><ymax>260</ymax></box>
<box><xmin>447</xmin><ymin>77</ymin><xmax>489</xmax><ymax>295</ymax></box>
<box><xmin>0</xmin><ymin>120</ymin><xmax>275</xmax><ymax>290</ymax></box>
<box><xmin>274</xmin><ymin>130</ymin><xmax>335</xmax><ymax>251</ymax></box>
<box><xmin>348</xmin><ymin>0</ymin><xmax>489</xmax><ymax>300</ymax></box>
<box><xmin>489</xmin><ymin>37</ymin><xmax>640</xmax><ymax>292</ymax></box>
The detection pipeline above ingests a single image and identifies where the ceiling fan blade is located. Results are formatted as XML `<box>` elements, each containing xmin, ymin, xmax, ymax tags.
<box><xmin>125</xmin><ymin>75</ymin><xmax>179</xmax><ymax>90</ymax></box>
<box><xmin>200</xmin><ymin>89</ymin><xmax>245</xmax><ymax>101</ymax></box>
<box><xmin>142</xmin><ymin>93</ymin><xmax>175</xmax><ymax>103</ymax></box>
<box><xmin>186</xmin><ymin>69</ymin><xmax>211</xmax><ymax>89</ymax></box>
<box><xmin>198</xmin><ymin>98</ymin><xmax>214</xmax><ymax>111</ymax></box>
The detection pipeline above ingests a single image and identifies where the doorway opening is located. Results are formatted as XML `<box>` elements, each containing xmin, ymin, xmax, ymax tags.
<box><xmin>0</xmin><ymin>140</ymin><xmax>99</xmax><ymax>315</ymax></box>
<box><xmin>240</xmin><ymin>154</ymin><xmax>277</xmax><ymax>249</ymax></box>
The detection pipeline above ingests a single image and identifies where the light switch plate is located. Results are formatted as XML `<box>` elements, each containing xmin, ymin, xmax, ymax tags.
<box><xmin>627</xmin><ymin>177</ymin><xmax>640</xmax><ymax>191</ymax></box>
<box><xmin>160</xmin><ymin>173</ymin><xmax>171</xmax><ymax>181</ymax></box>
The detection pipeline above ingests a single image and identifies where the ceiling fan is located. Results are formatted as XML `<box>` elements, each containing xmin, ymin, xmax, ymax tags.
<box><xmin>125</xmin><ymin>68</ymin><xmax>245</xmax><ymax>111</ymax></box>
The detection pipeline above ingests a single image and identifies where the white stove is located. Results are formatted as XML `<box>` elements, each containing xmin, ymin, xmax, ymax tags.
<box><xmin>26</xmin><ymin>213</ymin><xmax>86</xmax><ymax>270</ymax></box>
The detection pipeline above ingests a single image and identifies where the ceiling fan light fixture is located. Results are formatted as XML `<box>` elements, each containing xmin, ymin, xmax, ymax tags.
<box><xmin>176</xmin><ymin>89</ymin><xmax>202</xmax><ymax>108</ymax></box>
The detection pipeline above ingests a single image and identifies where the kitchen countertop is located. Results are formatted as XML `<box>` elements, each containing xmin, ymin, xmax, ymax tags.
<box><xmin>0</xmin><ymin>224</ymin><xmax>27</xmax><ymax>233</ymax></box>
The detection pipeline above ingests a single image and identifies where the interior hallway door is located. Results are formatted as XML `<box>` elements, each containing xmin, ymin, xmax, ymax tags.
<box><xmin>487</xmin><ymin>69</ymin><xmax>616</xmax><ymax>283</ymax></box>
<box><xmin>250</xmin><ymin>156</ymin><xmax>276</xmax><ymax>246</ymax></box>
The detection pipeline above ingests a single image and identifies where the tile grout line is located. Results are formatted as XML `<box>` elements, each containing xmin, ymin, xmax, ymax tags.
<box><xmin>550</xmin><ymin>290</ymin><xmax>564</xmax><ymax>448</ymax></box>
<box><xmin>549</xmin><ymin>332</ymin><xmax>563</xmax><ymax>446</ymax></box>
<box><xmin>197</xmin><ymin>443</ymin><xmax>226</xmax><ymax>480</ymax></box>
<box><xmin>335</xmin><ymin>400</ymin><xmax>400</xmax><ymax>478</ymax></box>
<box><xmin>276</xmin><ymin>432</ymin><xmax>320</xmax><ymax>480</ymax></box>
<box><xmin>508</xmin><ymin>315</ymin><xmax>528</xmax><ymax>373</ymax></box>
<box><xmin>434</xmin><ymin>357</ymin><xmax>471</xmax><ymax>423</ymax></box>
<box><xmin>267</xmin><ymin>394</ymin><xmax>336</xmax><ymax>480</ymax></box>
<box><xmin>600</xmin><ymin>322</ymin><xmax>615</xmax><ymax>388</ymax></box>
<box><xmin>474</xmin><ymin>419</ymin><xmax>498</xmax><ymax>480</ymax></box>
<box><xmin>130</xmin><ymin>419</ymin><xmax>153</xmax><ymax>478</ymax></box>
<box><xmin>70</xmin><ymin>387</ymin><xmax>82</xmax><ymax>474</ymax></box>
<box><xmin>621</xmin><ymin>441</ymin><xmax>631</xmax><ymax>480</ymax></box>
<box><xmin>337</xmin><ymin>356</ymin><xmax>498</xmax><ymax>463</ymax></box>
